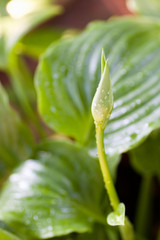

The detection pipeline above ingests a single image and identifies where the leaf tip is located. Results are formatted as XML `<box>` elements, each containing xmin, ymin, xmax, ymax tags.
<box><xmin>101</xmin><ymin>48</ymin><xmax>106</xmax><ymax>74</ymax></box>
<box><xmin>107</xmin><ymin>203</ymin><xmax>125</xmax><ymax>226</ymax></box>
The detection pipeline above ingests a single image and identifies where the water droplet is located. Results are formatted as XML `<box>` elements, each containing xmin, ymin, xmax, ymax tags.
<box><xmin>61</xmin><ymin>207</ymin><xmax>70</xmax><ymax>213</ymax></box>
<box><xmin>33</xmin><ymin>215</ymin><xmax>38</xmax><ymax>221</ymax></box>
<box><xmin>53</xmin><ymin>73</ymin><xmax>59</xmax><ymax>79</ymax></box>
<box><xmin>25</xmin><ymin>220</ymin><xmax>31</xmax><ymax>225</ymax></box>
<box><xmin>48</xmin><ymin>226</ymin><xmax>53</xmax><ymax>231</ymax></box>
<box><xmin>50</xmin><ymin>209</ymin><xmax>55</xmax><ymax>215</ymax></box>
<box><xmin>123</xmin><ymin>119</ymin><xmax>130</xmax><ymax>125</ymax></box>
<box><xmin>136</xmin><ymin>99</ymin><xmax>141</xmax><ymax>105</ymax></box>
<box><xmin>50</xmin><ymin>106</ymin><xmax>56</xmax><ymax>113</ymax></box>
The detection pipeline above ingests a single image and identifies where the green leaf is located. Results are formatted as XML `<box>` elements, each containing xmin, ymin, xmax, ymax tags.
<box><xmin>0</xmin><ymin>0</ymin><xmax>62</xmax><ymax>70</ymax></box>
<box><xmin>35</xmin><ymin>17</ymin><xmax>160</xmax><ymax>158</ymax></box>
<box><xmin>107</xmin><ymin>203</ymin><xmax>125</xmax><ymax>226</ymax></box>
<box><xmin>0</xmin><ymin>32</ymin><xmax>6</xmax><ymax>70</ymax></box>
<box><xmin>18</xmin><ymin>28</ymin><xmax>79</xmax><ymax>59</ymax></box>
<box><xmin>50</xmin><ymin>223</ymin><xmax>119</xmax><ymax>240</ymax></box>
<box><xmin>127</xmin><ymin>0</ymin><xmax>160</xmax><ymax>17</ymax></box>
<box><xmin>17</xmin><ymin>27</ymin><xmax>64</xmax><ymax>59</ymax></box>
<box><xmin>73</xmin><ymin>224</ymin><xmax>119</xmax><ymax>240</ymax></box>
<box><xmin>0</xmin><ymin>229</ymin><xmax>20</xmax><ymax>240</ymax></box>
<box><xmin>0</xmin><ymin>84</ymin><xmax>34</xmax><ymax>175</ymax></box>
<box><xmin>0</xmin><ymin>139</ymin><xmax>106</xmax><ymax>239</ymax></box>
<box><xmin>130</xmin><ymin>129</ymin><xmax>160</xmax><ymax>176</ymax></box>
<box><xmin>7</xmin><ymin>53</ymin><xmax>40</xmax><ymax>132</ymax></box>
<box><xmin>0</xmin><ymin>0</ymin><xmax>9</xmax><ymax>16</ymax></box>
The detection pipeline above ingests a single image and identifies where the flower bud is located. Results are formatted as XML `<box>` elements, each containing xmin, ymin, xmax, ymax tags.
<box><xmin>91</xmin><ymin>49</ymin><xmax>113</xmax><ymax>129</ymax></box>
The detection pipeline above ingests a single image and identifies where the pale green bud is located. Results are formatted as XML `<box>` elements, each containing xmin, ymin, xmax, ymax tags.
<box><xmin>91</xmin><ymin>49</ymin><xmax>113</xmax><ymax>129</ymax></box>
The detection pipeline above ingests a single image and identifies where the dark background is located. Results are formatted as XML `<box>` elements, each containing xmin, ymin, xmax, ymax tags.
<box><xmin>52</xmin><ymin>0</ymin><xmax>132</xmax><ymax>29</ymax></box>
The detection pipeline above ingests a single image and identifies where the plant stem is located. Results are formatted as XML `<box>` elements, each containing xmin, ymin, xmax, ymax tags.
<box><xmin>95</xmin><ymin>123</ymin><xmax>135</xmax><ymax>240</ymax></box>
<box><xmin>135</xmin><ymin>175</ymin><xmax>152</xmax><ymax>237</ymax></box>
<box><xmin>120</xmin><ymin>217</ymin><xmax>135</xmax><ymax>240</ymax></box>
<box><xmin>96</xmin><ymin>124</ymin><xmax>119</xmax><ymax>210</ymax></box>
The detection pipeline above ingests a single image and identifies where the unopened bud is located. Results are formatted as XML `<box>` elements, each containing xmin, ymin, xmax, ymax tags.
<box><xmin>91</xmin><ymin>49</ymin><xmax>113</xmax><ymax>129</ymax></box>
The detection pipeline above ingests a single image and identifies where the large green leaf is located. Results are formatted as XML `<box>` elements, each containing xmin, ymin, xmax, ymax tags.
<box><xmin>127</xmin><ymin>0</ymin><xmax>160</xmax><ymax>17</ymax></box>
<box><xmin>0</xmin><ymin>140</ymin><xmax>106</xmax><ymax>239</ymax></box>
<box><xmin>130</xmin><ymin>129</ymin><xmax>160</xmax><ymax>177</ymax></box>
<box><xmin>0</xmin><ymin>84</ymin><xmax>34</xmax><ymax>176</ymax></box>
<box><xmin>35</xmin><ymin>17</ymin><xmax>160</xmax><ymax>158</ymax></box>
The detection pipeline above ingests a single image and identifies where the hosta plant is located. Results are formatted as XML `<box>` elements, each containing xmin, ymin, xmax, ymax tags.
<box><xmin>0</xmin><ymin>0</ymin><xmax>160</xmax><ymax>240</ymax></box>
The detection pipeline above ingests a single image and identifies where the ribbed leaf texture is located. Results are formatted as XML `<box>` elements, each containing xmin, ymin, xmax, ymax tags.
<box><xmin>0</xmin><ymin>140</ymin><xmax>105</xmax><ymax>239</ymax></box>
<box><xmin>36</xmin><ymin>17</ymin><xmax>160</xmax><ymax>158</ymax></box>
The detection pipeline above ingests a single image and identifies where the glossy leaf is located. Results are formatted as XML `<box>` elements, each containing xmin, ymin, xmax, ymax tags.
<box><xmin>0</xmin><ymin>84</ymin><xmax>34</xmax><ymax>176</ymax></box>
<box><xmin>0</xmin><ymin>139</ymin><xmax>106</xmax><ymax>239</ymax></box>
<box><xmin>127</xmin><ymin>0</ymin><xmax>160</xmax><ymax>17</ymax></box>
<box><xmin>130</xmin><ymin>129</ymin><xmax>160</xmax><ymax>176</ymax></box>
<box><xmin>35</xmin><ymin>17</ymin><xmax>160</xmax><ymax>158</ymax></box>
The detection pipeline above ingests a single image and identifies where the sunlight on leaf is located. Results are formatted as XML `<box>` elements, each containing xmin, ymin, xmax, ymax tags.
<box><xmin>0</xmin><ymin>140</ymin><xmax>106</xmax><ymax>239</ymax></box>
<box><xmin>0</xmin><ymin>0</ymin><xmax>62</xmax><ymax>70</ymax></box>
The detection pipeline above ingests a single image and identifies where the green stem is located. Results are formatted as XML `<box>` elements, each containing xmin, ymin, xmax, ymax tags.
<box><xmin>120</xmin><ymin>217</ymin><xmax>135</xmax><ymax>240</ymax></box>
<box><xmin>135</xmin><ymin>175</ymin><xmax>152</xmax><ymax>237</ymax></box>
<box><xmin>96</xmin><ymin>124</ymin><xmax>119</xmax><ymax>210</ymax></box>
<box><xmin>95</xmin><ymin>123</ymin><xmax>135</xmax><ymax>240</ymax></box>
